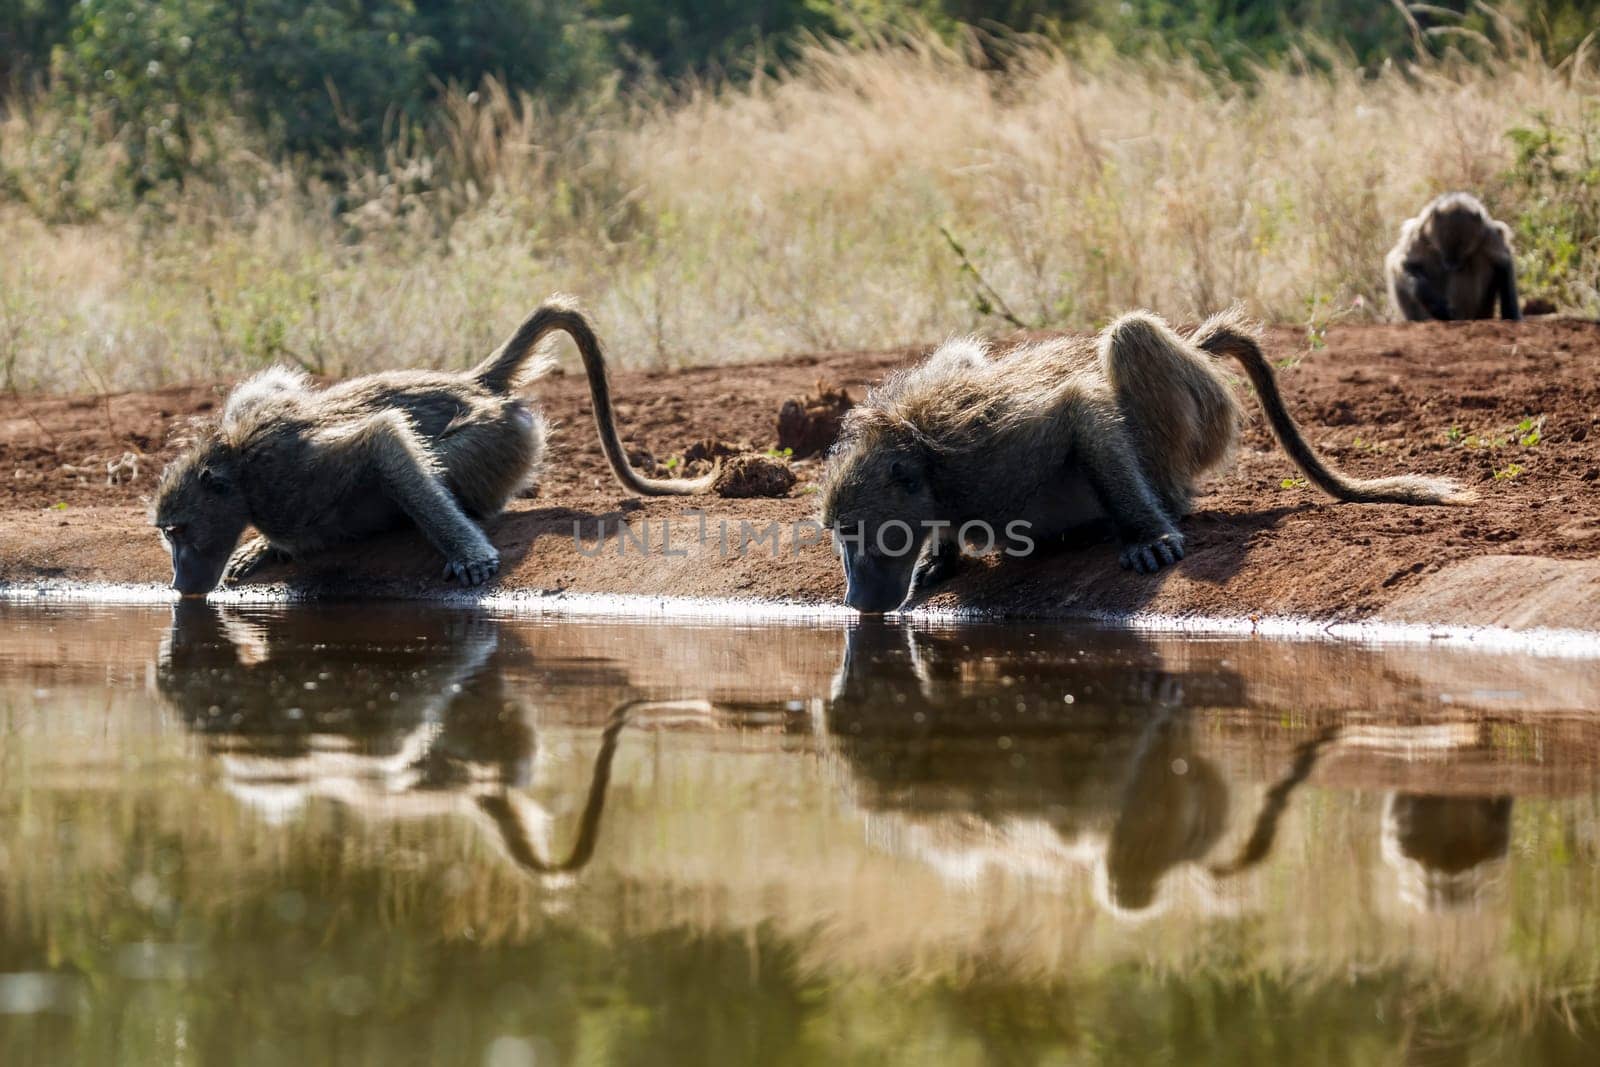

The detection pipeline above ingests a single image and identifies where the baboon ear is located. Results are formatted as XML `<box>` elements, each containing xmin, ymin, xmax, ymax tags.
<box><xmin>889</xmin><ymin>458</ymin><xmax>922</xmax><ymax>493</ymax></box>
<box><xmin>199</xmin><ymin>467</ymin><xmax>233</xmax><ymax>495</ymax></box>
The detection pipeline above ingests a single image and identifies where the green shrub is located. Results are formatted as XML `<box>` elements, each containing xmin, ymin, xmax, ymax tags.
<box><xmin>1505</xmin><ymin>111</ymin><xmax>1600</xmax><ymax>314</ymax></box>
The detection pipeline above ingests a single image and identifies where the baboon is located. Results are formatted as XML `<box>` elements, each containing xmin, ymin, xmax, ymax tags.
<box><xmin>153</xmin><ymin>298</ymin><xmax>712</xmax><ymax>595</ymax></box>
<box><xmin>820</xmin><ymin>308</ymin><xmax>1471</xmax><ymax>613</ymax></box>
<box><xmin>1385</xmin><ymin>192</ymin><xmax>1522</xmax><ymax>321</ymax></box>
<box><xmin>1382</xmin><ymin>793</ymin><xmax>1512</xmax><ymax>911</ymax></box>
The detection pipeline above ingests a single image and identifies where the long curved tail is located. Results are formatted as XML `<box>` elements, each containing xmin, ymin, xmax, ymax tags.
<box><xmin>1189</xmin><ymin>307</ymin><xmax>1474</xmax><ymax>505</ymax></box>
<box><xmin>471</xmin><ymin>297</ymin><xmax>716</xmax><ymax>496</ymax></box>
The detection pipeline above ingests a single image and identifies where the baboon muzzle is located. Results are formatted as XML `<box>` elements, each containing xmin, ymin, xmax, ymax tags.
<box><xmin>842</xmin><ymin>551</ymin><xmax>911</xmax><ymax>615</ymax></box>
<box><xmin>170</xmin><ymin>542</ymin><xmax>227</xmax><ymax>597</ymax></box>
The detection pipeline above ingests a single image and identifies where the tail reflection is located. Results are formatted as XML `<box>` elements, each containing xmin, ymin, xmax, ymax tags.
<box><xmin>156</xmin><ymin>601</ymin><xmax>647</xmax><ymax>877</ymax></box>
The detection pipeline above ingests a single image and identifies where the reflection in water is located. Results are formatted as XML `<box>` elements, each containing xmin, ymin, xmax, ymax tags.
<box><xmin>2</xmin><ymin>603</ymin><xmax>1599</xmax><ymax>1064</ymax></box>
<box><xmin>1383</xmin><ymin>793</ymin><xmax>1513</xmax><ymax>911</ymax></box>
<box><xmin>825</xmin><ymin>622</ymin><xmax>1537</xmax><ymax>920</ymax></box>
<box><xmin>827</xmin><ymin>622</ymin><xmax>1322</xmax><ymax>914</ymax></box>
<box><xmin>1103</xmin><ymin>712</ymin><xmax>1231</xmax><ymax>912</ymax></box>
<box><xmin>159</xmin><ymin>601</ymin><xmax>637</xmax><ymax>875</ymax></box>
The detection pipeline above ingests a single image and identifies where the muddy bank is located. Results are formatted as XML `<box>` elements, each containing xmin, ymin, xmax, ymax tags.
<box><xmin>3</xmin><ymin>320</ymin><xmax>1599</xmax><ymax>634</ymax></box>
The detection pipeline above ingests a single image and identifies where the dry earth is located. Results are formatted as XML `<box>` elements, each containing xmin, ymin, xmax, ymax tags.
<box><xmin>3</xmin><ymin>319</ymin><xmax>1599</xmax><ymax>633</ymax></box>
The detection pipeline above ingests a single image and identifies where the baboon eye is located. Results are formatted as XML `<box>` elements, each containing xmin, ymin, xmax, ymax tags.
<box><xmin>162</xmin><ymin>524</ymin><xmax>187</xmax><ymax>541</ymax></box>
<box><xmin>889</xmin><ymin>460</ymin><xmax>921</xmax><ymax>493</ymax></box>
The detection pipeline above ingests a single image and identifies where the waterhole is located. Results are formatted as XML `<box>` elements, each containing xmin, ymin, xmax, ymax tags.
<box><xmin>2</xmin><ymin>601</ymin><xmax>1598</xmax><ymax>1064</ymax></box>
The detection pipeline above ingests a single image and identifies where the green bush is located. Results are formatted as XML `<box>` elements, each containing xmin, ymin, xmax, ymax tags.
<box><xmin>53</xmin><ymin>0</ymin><xmax>435</xmax><ymax>180</ymax></box>
<box><xmin>1505</xmin><ymin>112</ymin><xmax>1600</xmax><ymax>313</ymax></box>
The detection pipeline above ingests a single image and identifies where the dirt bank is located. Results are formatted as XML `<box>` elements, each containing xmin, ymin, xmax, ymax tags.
<box><xmin>3</xmin><ymin>319</ymin><xmax>1599</xmax><ymax>633</ymax></box>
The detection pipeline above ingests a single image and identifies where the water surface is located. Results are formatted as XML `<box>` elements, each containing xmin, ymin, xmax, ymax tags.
<box><xmin>2</xmin><ymin>601</ymin><xmax>1599</xmax><ymax>1065</ymax></box>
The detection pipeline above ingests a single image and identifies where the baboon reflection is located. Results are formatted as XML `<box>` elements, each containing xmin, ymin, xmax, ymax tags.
<box><xmin>1383</xmin><ymin>793</ymin><xmax>1513</xmax><ymax>911</ymax></box>
<box><xmin>157</xmin><ymin>601</ymin><xmax>635</xmax><ymax>874</ymax></box>
<box><xmin>826</xmin><ymin>622</ymin><xmax>1298</xmax><ymax>911</ymax></box>
<box><xmin>1102</xmin><ymin>714</ymin><xmax>1230</xmax><ymax>910</ymax></box>
<box><xmin>828</xmin><ymin>622</ymin><xmax>1523</xmax><ymax>915</ymax></box>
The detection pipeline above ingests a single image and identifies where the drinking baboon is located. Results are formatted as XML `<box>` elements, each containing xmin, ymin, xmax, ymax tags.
<box><xmin>820</xmin><ymin>308</ymin><xmax>1470</xmax><ymax>613</ymax></box>
<box><xmin>153</xmin><ymin>298</ymin><xmax>712</xmax><ymax>595</ymax></box>
<box><xmin>1385</xmin><ymin>192</ymin><xmax>1522</xmax><ymax>321</ymax></box>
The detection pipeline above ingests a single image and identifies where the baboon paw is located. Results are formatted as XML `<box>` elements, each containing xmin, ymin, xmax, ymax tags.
<box><xmin>443</xmin><ymin>554</ymin><xmax>500</xmax><ymax>587</ymax></box>
<box><xmin>909</xmin><ymin>554</ymin><xmax>961</xmax><ymax>598</ymax></box>
<box><xmin>222</xmin><ymin>539</ymin><xmax>275</xmax><ymax>585</ymax></box>
<box><xmin>1119</xmin><ymin>533</ymin><xmax>1185</xmax><ymax>575</ymax></box>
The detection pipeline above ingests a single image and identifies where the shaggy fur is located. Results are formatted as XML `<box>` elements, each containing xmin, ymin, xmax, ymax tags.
<box><xmin>820</xmin><ymin>307</ymin><xmax>1472</xmax><ymax>613</ymax></box>
<box><xmin>1385</xmin><ymin>192</ymin><xmax>1521</xmax><ymax>321</ymax></box>
<box><xmin>152</xmin><ymin>297</ymin><xmax>712</xmax><ymax>595</ymax></box>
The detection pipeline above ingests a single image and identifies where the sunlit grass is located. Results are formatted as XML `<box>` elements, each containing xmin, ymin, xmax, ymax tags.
<box><xmin>1</xmin><ymin>17</ymin><xmax>1596</xmax><ymax>393</ymax></box>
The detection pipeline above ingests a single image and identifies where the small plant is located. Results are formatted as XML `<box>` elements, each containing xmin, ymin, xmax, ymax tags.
<box><xmin>1448</xmin><ymin>415</ymin><xmax>1543</xmax><ymax>451</ymax></box>
<box><xmin>939</xmin><ymin>224</ymin><xmax>1032</xmax><ymax>330</ymax></box>
<box><xmin>1280</xmin><ymin>477</ymin><xmax>1308</xmax><ymax>490</ymax></box>
<box><xmin>1300</xmin><ymin>293</ymin><xmax>1362</xmax><ymax>353</ymax></box>
<box><xmin>1494</xmin><ymin>463</ymin><xmax>1525</xmax><ymax>481</ymax></box>
<box><xmin>663</xmin><ymin>456</ymin><xmax>681</xmax><ymax>471</ymax></box>
<box><xmin>764</xmin><ymin>446</ymin><xmax>794</xmax><ymax>460</ymax></box>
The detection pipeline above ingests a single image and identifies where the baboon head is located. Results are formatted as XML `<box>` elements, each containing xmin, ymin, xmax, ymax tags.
<box><xmin>152</xmin><ymin>437</ymin><xmax>250</xmax><ymax>596</ymax></box>
<box><xmin>1422</xmin><ymin>193</ymin><xmax>1491</xmax><ymax>272</ymax></box>
<box><xmin>819</xmin><ymin>413</ymin><xmax>939</xmax><ymax>614</ymax></box>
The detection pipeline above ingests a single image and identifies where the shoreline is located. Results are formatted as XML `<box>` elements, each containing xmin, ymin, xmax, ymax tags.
<box><xmin>8</xmin><ymin>578</ymin><xmax>1600</xmax><ymax>660</ymax></box>
<box><xmin>4</xmin><ymin>319</ymin><xmax>1599</xmax><ymax>646</ymax></box>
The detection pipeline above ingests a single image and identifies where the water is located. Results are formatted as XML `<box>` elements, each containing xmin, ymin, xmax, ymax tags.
<box><xmin>1</xmin><ymin>600</ymin><xmax>1598</xmax><ymax>1066</ymax></box>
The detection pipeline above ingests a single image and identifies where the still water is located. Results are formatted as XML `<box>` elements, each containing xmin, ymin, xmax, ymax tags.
<box><xmin>1</xmin><ymin>600</ymin><xmax>1598</xmax><ymax>1065</ymax></box>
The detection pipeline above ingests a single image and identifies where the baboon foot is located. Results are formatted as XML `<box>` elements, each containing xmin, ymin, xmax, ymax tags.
<box><xmin>1119</xmin><ymin>532</ymin><xmax>1185</xmax><ymax>575</ymax></box>
<box><xmin>444</xmin><ymin>551</ymin><xmax>501</xmax><ymax>587</ymax></box>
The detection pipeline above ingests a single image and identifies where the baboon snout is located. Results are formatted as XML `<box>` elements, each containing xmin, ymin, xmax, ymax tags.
<box><xmin>169</xmin><ymin>541</ymin><xmax>227</xmax><ymax>597</ymax></box>
<box><xmin>841</xmin><ymin>550</ymin><xmax>913</xmax><ymax>615</ymax></box>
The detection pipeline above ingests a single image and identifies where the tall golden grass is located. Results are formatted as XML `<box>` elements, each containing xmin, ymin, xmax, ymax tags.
<box><xmin>1</xmin><ymin>17</ymin><xmax>1595</xmax><ymax>392</ymax></box>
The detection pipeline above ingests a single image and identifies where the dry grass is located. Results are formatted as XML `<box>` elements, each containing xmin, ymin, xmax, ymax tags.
<box><xmin>1</xmin><ymin>23</ymin><xmax>1596</xmax><ymax>393</ymax></box>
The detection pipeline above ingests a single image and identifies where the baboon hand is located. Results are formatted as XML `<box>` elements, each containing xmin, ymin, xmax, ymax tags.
<box><xmin>909</xmin><ymin>547</ymin><xmax>962</xmax><ymax>598</ymax></box>
<box><xmin>222</xmin><ymin>536</ymin><xmax>279</xmax><ymax>586</ymax></box>
<box><xmin>443</xmin><ymin>550</ymin><xmax>501</xmax><ymax>587</ymax></box>
<box><xmin>1119</xmin><ymin>532</ymin><xmax>1185</xmax><ymax>575</ymax></box>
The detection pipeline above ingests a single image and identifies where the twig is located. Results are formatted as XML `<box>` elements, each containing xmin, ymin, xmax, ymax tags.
<box><xmin>939</xmin><ymin>224</ymin><xmax>1031</xmax><ymax>330</ymax></box>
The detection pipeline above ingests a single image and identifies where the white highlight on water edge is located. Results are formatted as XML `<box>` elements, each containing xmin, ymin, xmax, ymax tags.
<box><xmin>4</xmin><ymin>578</ymin><xmax>1600</xmax><ymax>660</ymax></box>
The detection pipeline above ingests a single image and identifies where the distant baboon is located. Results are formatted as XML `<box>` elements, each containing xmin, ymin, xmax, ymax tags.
<box><xmin>820</xmin><ymin>308</ymin><xmax>1471</xmax><ymax>613</ymax></box>
<box><xmin>153</xmin><ymin>298</ymin><xmax>713</xmax><ymax>595</ymax></box>
<box><xmin>1385</xmin><ymin>192</ymin><xmax>1522</xmax><ymax>321</ymax></box>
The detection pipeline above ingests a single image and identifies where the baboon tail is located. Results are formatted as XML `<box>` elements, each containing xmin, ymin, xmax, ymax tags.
<box><xmin>471</xmin><ymin>304</ymin><xmax>565</xmax><ymax>393</ymax></box>
<box><xmin>474</xmin><ymin>296</ymin><xmax>716</xmax><ymax>496</ymax></box>
<box><xmin>1190</xmin><ymin>306</ymin><xmax>1474</xmax><ymax>506</ymax></box>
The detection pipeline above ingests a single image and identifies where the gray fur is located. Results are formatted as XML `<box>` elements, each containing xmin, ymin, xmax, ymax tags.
<box><xmin>1385</xmin><ymin>192</ymin><xmax>1522</xmax><ymax>321</ymax></box>
<box><xmin>152</xmin><ymin>297</ymin><xmax>708</xmax><ymax>595</ymax></box>
<box><xmin>820</xmin><ymin>307</ymin><xmax>1472</xmax><ymax>613</ymax></box>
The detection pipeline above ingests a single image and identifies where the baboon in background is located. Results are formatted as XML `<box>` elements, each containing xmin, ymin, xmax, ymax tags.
<box><xmin>153</xmin><ymin>298</ymin><xmax>713</xmax><ymax>595</ymax></box>
<box><xmin>1385</xmin><ymin>192</ymin><xmax>1522</xmax><ymax>321</ymax></box>
<box><xmin>820</xmin><ymin>308</ymin><xmax>1471</xmax><ymax>614</ymax></box>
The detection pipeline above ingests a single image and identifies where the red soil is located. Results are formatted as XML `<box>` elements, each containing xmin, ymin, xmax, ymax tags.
<box><xmin>3</xmin><ymin>319</ymin><xmax>1598</xmax><ymax>632</ymax></box>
